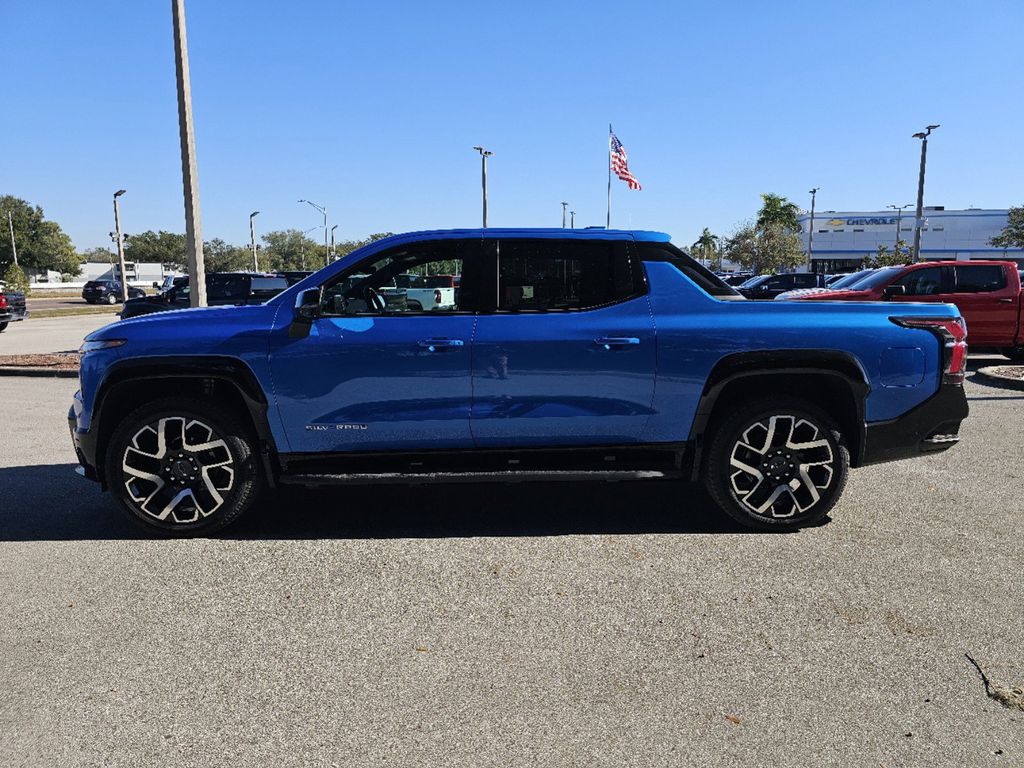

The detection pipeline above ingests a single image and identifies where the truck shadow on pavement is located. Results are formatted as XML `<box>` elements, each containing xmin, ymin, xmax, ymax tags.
<box><xmin>0</xmin><ymin>463</ymin><xmax>768</xmax><ymax>541</ymax></box>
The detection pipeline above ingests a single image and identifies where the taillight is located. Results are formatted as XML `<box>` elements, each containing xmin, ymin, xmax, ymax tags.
<box><xmin>0</xmin><ymin>295</ymin><xmax>7</xmax><ymax>310</ymax></box>
<box><xmin>891</xmin><ymin>316</ymin><xmax>968</xmax><ymax>385</ymax></box>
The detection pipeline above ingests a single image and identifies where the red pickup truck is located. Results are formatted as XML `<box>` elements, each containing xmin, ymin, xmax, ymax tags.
<box><xmin>795</xmin><ymin>260</ymin><xmax>1024</xmax><ymax>361</ymax></box>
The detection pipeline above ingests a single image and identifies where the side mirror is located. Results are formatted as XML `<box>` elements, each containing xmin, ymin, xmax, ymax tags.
<box><xmin>883</xmin><ymin>284</ymin><xmax>907</xmax><ymax>298</ymax></box>
<box><xmin>152</xmin><ymin>282</ymin><xmax>160</xmax><ymax>289</ymax></box>
<box><xmin>289</xmin><ymin>288</ymin><xmax>321</xmax><ymax>338</ymax></box>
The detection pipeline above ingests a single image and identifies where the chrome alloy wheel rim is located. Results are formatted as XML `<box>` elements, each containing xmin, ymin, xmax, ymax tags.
<box><xmin>728</xmin><ymin>415</ymin><xmax>834</xmax><ymax>519</ymax></box>
<box><xmin>121</xmin><ymin>417</ymin><xmax>235</xmax><ymax>524</ymax></box>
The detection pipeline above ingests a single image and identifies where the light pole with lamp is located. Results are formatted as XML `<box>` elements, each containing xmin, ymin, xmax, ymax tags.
<box><xmin>911</xmin><ymin>124</ymin><xmax>940</xmax><ymax>262</ymax></box>
<box><xmin>331</xmin><ymin>224</ymin><xmax>338</xmax><ymax>261</ymax></box>
<box><xmin>113</xmin><ymin>189</ymin><xmax>129</xmax><ymax>301</ymax></box>
<box><xmin>249</xmin><ymin>210</ymin><xmax>260</xmax><ymax>271</ymax></box>
<box><xmin>561</xmin><ymin>202</ymin><xmax>568</xmax><ymax>228</ymax></box>
<box><xmin>298</xmin><ymin>199</ymin><xmax>329</xmax><ymax>266</ymax></box>
<box><xmin>472</xmin><ymin>146</ymin><xmax>493</xmax><ymax>227</ymax></box>
<box><xmin>806</xmin><ymin>187</ymin><xmax>819</xmax><ymax>272</ymax></box>
<box><xmin>570</xmin><ymin>210</ymin><xmax>576</xmax><ymax>229</ymax></box>
<box><xmin>887</xmin><ymin>203</ymin><xmax>914</xmax><ymax>256</ymax></box>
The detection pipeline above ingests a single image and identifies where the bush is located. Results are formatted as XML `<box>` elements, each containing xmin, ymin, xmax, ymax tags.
<box><xmin>2</xmin><ymin>264</ymin><xmax>30</xmax><ymax>295</ymax></box>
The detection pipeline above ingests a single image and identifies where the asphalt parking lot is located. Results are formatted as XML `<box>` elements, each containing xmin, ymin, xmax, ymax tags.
<box><xmin>1</xmin><ymin>348</ymin><xmax>1023</xmax><ymax>766</ymax></box>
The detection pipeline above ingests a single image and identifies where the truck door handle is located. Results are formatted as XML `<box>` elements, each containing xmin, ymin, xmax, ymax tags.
<box><xmin>997</xmin><ymin>298</ymin><xmax>1014</xmax><ymax>304</ymax></box>
<box><xmin>418</xmin><ymin>338</ymin><xmax>465</xmax><ymax>352</ymax></box>
<box><xmin>594</xmin><ymin>336</ymin><xmax>640</xmax><ymax>350</ymax></box>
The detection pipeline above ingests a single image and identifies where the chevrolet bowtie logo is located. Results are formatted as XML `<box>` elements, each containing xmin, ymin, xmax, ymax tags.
<box><xmin>827</xmin><ymin>218</ymin><xmax>845</xmax><ymax>227</ymax></box>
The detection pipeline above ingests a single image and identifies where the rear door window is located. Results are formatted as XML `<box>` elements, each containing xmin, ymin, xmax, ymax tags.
<box><xmin>495</xmin><ymin>239</ymin><xmax>641</xmax><ymax>311</ymax></box>
<box><xmin>953</xmin><ymin>265</ymin><xmax>1006</xmax><ymax>293</ymax></box>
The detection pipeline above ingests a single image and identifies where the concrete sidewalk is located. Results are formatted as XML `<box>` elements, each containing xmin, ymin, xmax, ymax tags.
<box><xmin>0</xmin><ymin>314</ymin><xmax>116</xmax><ymax>355</ymax></box>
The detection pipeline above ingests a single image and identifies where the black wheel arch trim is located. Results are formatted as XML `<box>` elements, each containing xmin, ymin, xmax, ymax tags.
<box><xmin>686</xmin><ymin>350</ymin><xmax>871</xmax><ymax>480</ymax></box>
<box><xmin>89</xmin><ymin>355</ymin><xmax>277</xmax><ymax>487</ymax></box>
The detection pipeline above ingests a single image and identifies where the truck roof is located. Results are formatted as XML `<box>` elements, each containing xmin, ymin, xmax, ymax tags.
<box><xmin>367</xmin><ymin>228</ymin><xmax>672</xmax><ymax>245</ymax></box>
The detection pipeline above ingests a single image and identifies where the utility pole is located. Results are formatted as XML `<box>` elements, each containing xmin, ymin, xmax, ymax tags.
<box><xmin>6</xmin><ymin>211</ymin><xmax>17</xmax><ymax>266</ymax></box>
<box><xmin>298</xmin><ymin>199</ymin><xmax>328</xmax><ymax>266</ymax></box>
<box><xmin>472</xmin><ymin>146</ymin><xmax>493</xmax><ymax>227</ymax></box>
<box><xmin>570</xmin><ymin>210</ymin><xmax>576</xmax><ymax>229</ymax></box>
<box><xmin>911</xmin><ymin>124</ymin><xmax>940</xmax><ymax>263</ymax></box>
<box><xmin>887</xmin><ymin>203</ymin><xmax>913</xmax><ymax>256</ymax></box>
<box><xmin>299</xmin><ymin>226</ymin><xmax>317</xmax><ymax>270</ymax></box>
<box><xmin>806</xmin><ymin>187</ymin><xmax>819</xmax><ymax>272</ymax></box>
<box><xmin>113</xmin><ymin>190</ymin><xmax>129</xmax><ymax>301</ymax></box>
<box><xmin>331</xmin><ymin>224</ymin><xmax>338</xmax><ymax>260</ymax></box>
<box><xmin>249</xmin><ymin>210</ymin><xmax>260</xmax><ymax>271</ymax></box>
<box><xmin>561</xmin><ymin>202</ymin><xmax>568</xmax><ymax>228</ymax></box>
<box><xmin>172</xmin><ymin>0</ymin><xmax>207</xmax><ymax>307</ymax></box>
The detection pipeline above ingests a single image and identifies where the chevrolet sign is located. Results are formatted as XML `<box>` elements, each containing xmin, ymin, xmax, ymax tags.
<box><xmin>824</xmin><ymin>217</ymin><xmax>898</xmax><ymax>227</ymax></box>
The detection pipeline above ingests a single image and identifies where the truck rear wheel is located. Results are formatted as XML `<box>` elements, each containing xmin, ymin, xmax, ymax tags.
<box><xmin>105</xmin><ymin>397</ymin><xmax>264</xmax><ymax>536</ymax></box>
<box><xmin>704</xmin><ymin>397</ymin><xmax>849</xmax><ymax>531</ymax></box>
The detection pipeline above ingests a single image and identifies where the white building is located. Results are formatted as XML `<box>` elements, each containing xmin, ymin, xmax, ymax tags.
<box><xmin>800</xmin><ymin>207</ymin><xmax>1023</xmax><ymax>273</ymax></box>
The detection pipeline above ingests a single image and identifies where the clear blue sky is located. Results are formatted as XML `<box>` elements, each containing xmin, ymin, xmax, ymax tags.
<box><xmin>2</xmin><ymin>0</ymin><xmax>1022</xmax><ymax>251</ymax></box>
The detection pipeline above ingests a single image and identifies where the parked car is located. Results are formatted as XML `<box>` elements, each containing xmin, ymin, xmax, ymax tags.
<box><xmin>276</xmin><ymin>271</ymin><xmax>314</xmax><ymax>286</ymax></box>
<box><xmin>120</xmin><ymin>273</ymin><xmax>290</xmax><ymax>319</ymax></box>
<box><xmin>70</xmin><ymin>228</ymin><xmax>968</xmax><ymax>536</ymax></box>
<box><xmin>721</xmin><ymin>273</ymin><xmax>754</xmax><ymax>286</ymax></box>
<box><xmin>0</xmin><ymin>282</ymin><xmax>28</xmax><ymax>332</ymax></box>
<box><xmin>775</xmin><ymin>268</ymin><xmax>877</xmax><ymax>301</ymax></box>
<box><xmin>793</xmin><ymin>260</ymin><xmax>1023</xmax><ymax>360</ymax></box>
<box><xmin>153</xmin><ymin>274</ymin><xmax>184</xmax><ymax>294</ymax></box>
<box><xmin>737</xmin><ymin>272</ymin><xmax>829</xmax><ymax>300</ymax></box>
<box><xmin>82</xmin><ymin>280</ymin><xmax>146</xmax><ymax>304</ymax></box>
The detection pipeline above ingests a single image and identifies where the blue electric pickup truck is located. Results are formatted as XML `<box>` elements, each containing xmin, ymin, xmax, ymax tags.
<box><xmin>69</xmin><ymin>229</ymin><xmax>969</xmax><ymax>535</ymax></box>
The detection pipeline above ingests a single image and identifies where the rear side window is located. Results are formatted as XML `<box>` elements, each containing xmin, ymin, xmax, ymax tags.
<box><xmin>794</xmin><ymin>274</ymin><xmax>819</xmax><ymax>288</ymax></box>
<box><xmin>496</xmin><ymin>239</ymin><xmax>641</xmax><ymax>311</ymax></box>
<box><xmin>206</xmin><ymin>275</ymin><xmax>249</xmax><ymax>301</ymax></box>
<box><xmin>636</xmin><ymin>243</ymin><xmax>738</xmax><ymax>297</ymax></box>
<box><xmin>953</xmin><ymin>265</ymin><xmax>1006</xmax><ymax>293</ymax></box>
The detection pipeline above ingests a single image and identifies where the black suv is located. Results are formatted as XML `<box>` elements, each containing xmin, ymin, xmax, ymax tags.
<box><xmin>737</xmin><ymin>273</ymin><xmax>827</xmax><ymax>300</ymax></box>
<box><xmin>82</xmin><ymin>280</ymin><xmax>146</xmax><ymax>304</ymax></box>
<box><xmin>121</xmin><ymin>272</ymin><xmax>290</xmax><ymax>319</ymax></box>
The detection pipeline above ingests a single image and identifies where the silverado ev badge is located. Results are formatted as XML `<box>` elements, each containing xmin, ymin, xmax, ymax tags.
<box><xmin>305</xmin><ymin>424</ymin><xmax>368</xmax><ymax>431</ymax></box>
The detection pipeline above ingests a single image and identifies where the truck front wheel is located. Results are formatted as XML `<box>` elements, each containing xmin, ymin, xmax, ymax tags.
<box><xmin>1001</xmin><ymin>346</ymin><xmax>1024</xmax><ymax>363</ymax></box>
<box><xmin>105</xmin><ymin>397</ymin><xmax>264</xmax><ymax>536</ymax></box>
<box><xmin>704</xmin><ymin>397</ymin><xmax>849</xmax><ymax>531</ymax></box>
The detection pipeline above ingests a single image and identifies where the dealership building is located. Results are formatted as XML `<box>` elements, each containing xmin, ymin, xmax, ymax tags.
<box><xmin>799</xmin><ymin>207</ymin><xmax>1022</xmax><ymax>273</ymax></box>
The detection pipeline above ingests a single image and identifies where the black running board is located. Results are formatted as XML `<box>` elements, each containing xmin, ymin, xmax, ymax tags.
<box><xmin>278</xmin><ymin>469</ymin><xmax>681</xmax><ymax>486</ymax></box>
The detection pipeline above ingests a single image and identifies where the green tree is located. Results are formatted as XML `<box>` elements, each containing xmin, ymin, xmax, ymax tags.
<box><xmin>756</xmin><ymin>193</ymin><xmax>802</xmax><ymax>234</ymax></box>
<box><xmin>123</xmin><ymin>230</ymin><xmax>187</xmax><ymax>268</ymax></box>
<box><xmin>726</xmin><ymin>219</ymin><xmax>805</xmax><ymax>274</ymax></box>
<box><xmin>261</xmin><ymin>229</ymin><xmax>325</xmax><ymax>271</ymax></box>
<box><xmin>204</xmin><ymin>238</ymin><xmax>254</xmax><ymax>272</ymax></box>
<box><xmin>991</xmin><ymin>205</ymin><xmax>1024</xmax><ymax>250</ymax></box>
<box><xmin>691</xmin><ymin>227</ymin><xmax>722</xmax><ymax>270</ymax></box>
<box><xmin>2</xmin><ymin>263</ymin><xmax>30</xmax><ymax>294</ymax></box>
<box><xmin>870</xmin><ymin>239</ymin><xmax>913</xmax><ymax>267</ymax></box>
<box><xmin>79</xmin><ymin>246</ymin><xmax>116</xmax><ymax>264</ymax></box>
<box><xmin>0</xmin><ymin>195</ymin><xmax>80</xmax><ymax>275</ymax></box>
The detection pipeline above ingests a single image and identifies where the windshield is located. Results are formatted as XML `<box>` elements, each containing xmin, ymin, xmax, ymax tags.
<box><xmin>830</xmin><ymin>269</ymin><xmax>875</xmax><ymax>289</ymax></box>
<box><xmin>738</xmin><ymin>275</ymin><xmax>768</xmax><ymax>289</ymax></box>
<box><xmin>842</xmin><ymin>266</ymin><xmax>902</xmax><ymax>291</ymax></box>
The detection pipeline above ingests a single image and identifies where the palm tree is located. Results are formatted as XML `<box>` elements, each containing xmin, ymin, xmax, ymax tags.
<box><xmin>756</xmin><ymin>193</ymin><xmax>801</xmax><ymax>234</ymax></box>
<box><xmin>691</xmin><ymin>227</ymin><xmax>721</xmax><ymax>269</ymax></box>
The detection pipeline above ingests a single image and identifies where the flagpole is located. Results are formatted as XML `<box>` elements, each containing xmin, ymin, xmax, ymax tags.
<box><xmin>606</xmin><ymin>124</ymin><xmax>612</xmax><ymax>228</ymax></box>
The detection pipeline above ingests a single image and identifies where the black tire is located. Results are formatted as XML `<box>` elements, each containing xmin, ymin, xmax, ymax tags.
<box><xmin>105</xmin><ymin>397</ymin><xmax>264</xmax><ymax>536</ymax></box>
<box><xmin>704</xmin><ymin>396</ymin><xmax>849</xmax><ymax>531</ymax></box>
<box><xmin>0</xmin><ymin>321</ymin><xmax>7</xmax><ymax>333</ymax></box>
<box><xmin>1001</xmin><ymin>346</ymin><xmax>1024</xmax><ymax>363</ymax></box>
<box><xmin>106</xmin><ymin>293</ymin><xmax>117</xmax><ymax>305</ymax></box>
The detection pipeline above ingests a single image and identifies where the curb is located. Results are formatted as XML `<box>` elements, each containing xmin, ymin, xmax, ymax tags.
<box><xmin>974</xmin><ymin>366</ymin><xmax>1024</xmax><ymax>392</ymax></box>
<box><xmin>0</xmin><ymin>366</ymin><xmax>78</xmax><ymax>379</ymax></box>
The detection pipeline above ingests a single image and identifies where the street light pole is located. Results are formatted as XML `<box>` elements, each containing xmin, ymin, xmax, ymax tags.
<box><xmin>331</xmin><ymin>224</ymin><xmax>338</xmax><ymax>260</ymax></box>
<box><xmin>298</xmin><ymin>199</ymin><xmax>328</xmax><ymax>266</ymax></box>
<box><xmin>249</xmin><ymin>210</ymin><xmax>260</xmax><ymax>271</ymax></box>
<box><xmin>561</xmin><ymin>202</ymin><xmax>568</xmax><ymax>228</ymax></box>
<box><xmin>6</xmin><ymin>211</ymin><xmax>17</xmax><ymax>266</ymax></box>
<box><xmin>172</xmin><ymin>0</ymin><xmax>207</xmax><ymax>308</ymax></box>
<box><xmin>807</xmin><ymin>187</ymin><xmax>819</xmax><ymax>271</ymax></box>
<box><xmin>299</xmin><ymin>226</ymin><xmax>318</xmax><ymax>270</ymax></box>
<box><xmin>911</xmin><ymin>124</ymin><xmax>940</xmax><ymax>263</ymax></box>
<box><xmin>472</xmin><ymin>146</ymin><xmax>493</xmax><ymax>227</ymax></box>
<box><xmin>887</xmin><ymin>203</ymin><xmax>913</xmax><ymax>256</ymax></box>
<box><xmin>113</xmin><ymin>190</ymin><xmax>129</xmax><ymax>301</ymax></box>
<box><xmin>570</xmin><ymin>210</ymin><xmax>576</xmax><ymax>229</ymax></box>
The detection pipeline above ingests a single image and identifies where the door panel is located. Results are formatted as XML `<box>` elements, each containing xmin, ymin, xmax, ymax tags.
<box><xmin>470</xmin><ymin>238</ymin><xmax>656</xmax><ymax>446</ymax></box>
<box><xmin>945</xmin><ymin>265</ymin><xmax>1017</xmax><ymax>346</ymax></box>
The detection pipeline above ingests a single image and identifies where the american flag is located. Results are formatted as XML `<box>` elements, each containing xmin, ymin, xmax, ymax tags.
<box><xmin>610</xmin><ymin>129</ymin><xmax>642</xmax><ymax>190</ymax></box>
